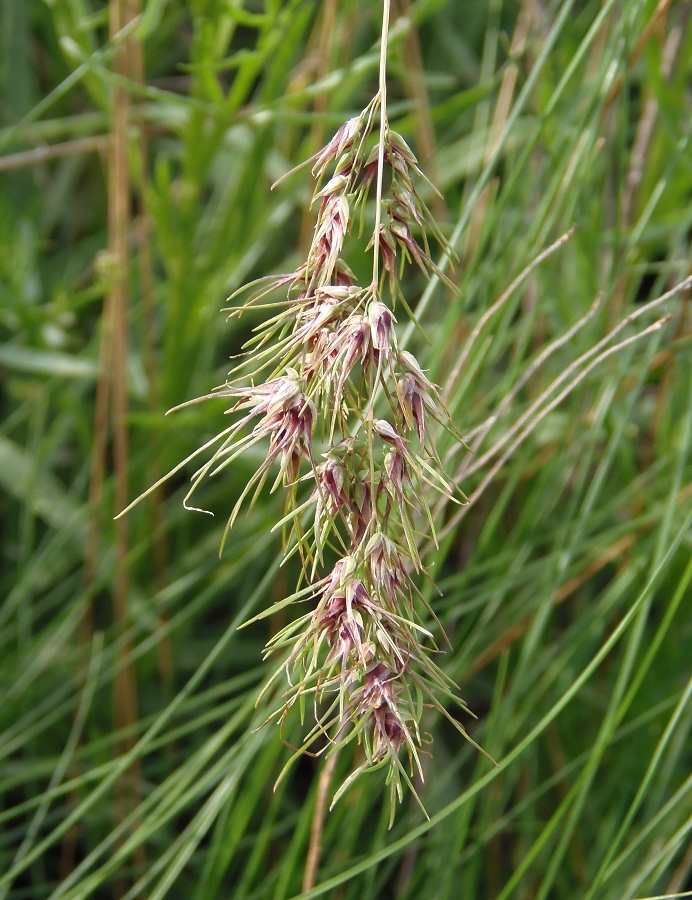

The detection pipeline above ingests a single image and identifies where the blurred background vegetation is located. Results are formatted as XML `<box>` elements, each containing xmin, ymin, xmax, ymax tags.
<box><xmin>0</xmin><ymin>0</ymin><xmax>691</xmax><ymax>897</ymax></box>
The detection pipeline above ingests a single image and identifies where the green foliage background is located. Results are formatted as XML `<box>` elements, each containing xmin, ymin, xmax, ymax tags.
<box><xmin>0</xmin><ymin>1</ymin><xmax>690</xmax><ymax>897</ymax></box>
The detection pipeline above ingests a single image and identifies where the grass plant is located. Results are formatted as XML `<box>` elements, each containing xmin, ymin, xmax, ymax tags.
<box><xmin>1</xmin><ymin>1</ymin><xmax>691</xmax><ymax>897</ymax></box>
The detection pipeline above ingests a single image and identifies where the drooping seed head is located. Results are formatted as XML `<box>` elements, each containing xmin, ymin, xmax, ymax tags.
<box><xmin>309</xmin><ymin>194</ymin><xmax>350</xmax><ymax>285</ymax></box>
<box><xmin>398</xmin><ymin>373</ymin><xmax>426</xmax><ymax>444</ymax></box>
<box><xmin>366</xmin><ymin>300</ymin><xmax>396</xmax><ymax>358</ymax></box>
<box><xmin>312</xmin><ymin>116</ymin><xmax>363</xmax><ymax>179</ymax></box>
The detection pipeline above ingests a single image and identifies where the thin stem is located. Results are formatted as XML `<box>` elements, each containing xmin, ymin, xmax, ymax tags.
<box><xmin>453</xmin><ymin>295</ymin><xmax>602</xmax><ymax>470</ymax></box>
<box><xmin>371</xmin><ymin>0</ymin><xmax>391</xmax><ymax>289</ymax></box>
<box><xmin>442</xmin><ymin>227</ymin><xmax>576</xmax><ymax>403</ymax></box>
<box><xmin>434</xmin><ymin>315</ymin><xmax>672</xmax><ymax>550</ymax></box>
<box><xmin>303</xmin><ymin>745</ymin><xmax>341</xmax><ymax>892</ymax></box>
<box><xmin>459</xmin><ymin>276</ymin><xmax>691</xmax><ymax>483</ymax></box>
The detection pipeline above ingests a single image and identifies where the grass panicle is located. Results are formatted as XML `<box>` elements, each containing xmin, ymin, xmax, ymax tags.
<box><xmin>126</xmin><ymin>0</ymin><xmax>477</xmax><ymax>819</ymax></box>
